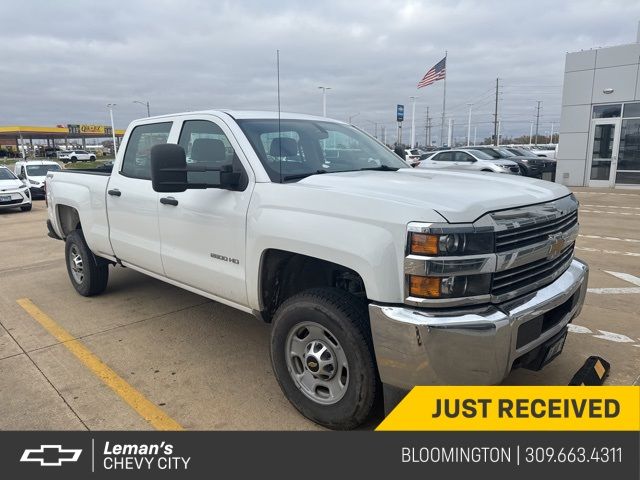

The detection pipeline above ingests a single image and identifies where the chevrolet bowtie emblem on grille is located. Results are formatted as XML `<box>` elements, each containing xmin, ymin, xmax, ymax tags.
<box><xmin>20</xmin><ymin>445</ymin><xmax>82</xmax><ymax>467</ymax></box>
<box><xmin>547</xmin><ymin>233</ymin><xmax>566</xmax><ymax>260</ymax></box>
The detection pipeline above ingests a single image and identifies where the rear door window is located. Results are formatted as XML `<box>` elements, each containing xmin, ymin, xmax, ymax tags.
<box><xmin>121</xmin><ymin>122</ymin><xmax>172</xmax><ymax>179</ymax></box>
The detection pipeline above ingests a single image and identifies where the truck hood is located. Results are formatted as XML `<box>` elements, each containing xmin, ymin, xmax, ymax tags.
<box><xmin>293</xmin><ymin>168</ymin><xmax>571</xmax><ymax>223</ymax></box>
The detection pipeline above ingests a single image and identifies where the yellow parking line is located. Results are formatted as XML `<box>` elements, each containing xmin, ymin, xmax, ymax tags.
<box><xmin>16</xmin><ymin>298</ymin><xmax>184</xmax><ymax>431</ymax></box>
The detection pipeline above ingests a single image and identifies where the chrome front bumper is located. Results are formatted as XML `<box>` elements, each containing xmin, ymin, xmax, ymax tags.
<box><xmin>369</xmin><ymin>258</ymin><xmax>589</xmax><ymax>389</ymax></box>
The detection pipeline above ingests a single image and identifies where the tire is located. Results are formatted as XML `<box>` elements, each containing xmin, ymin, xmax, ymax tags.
<box><xmin>90</xmin><ymin>156</ymin><xmax>96</xmax><ymax>161</ymax></box>
<box><xmin>20</xmin><ymin>204</ymin><xmax>32</xmax><ymax>212</ymax></box>
<box><xmin>71</xmin><ymin>156</ymin><xmax>77</xmax><ymax>162</ymax></box>
<box><xmin>518</xmin><ymin>165</ymin><xmax>528</xmax><ymax>176</ymax></box>
<box><xmin>270</xmin><ymin>287</ymin><xmax>380</xmax><ymax>429</ymax></box>
<box><xmin>65</xmin><ymin>230</ymin><xmax>109</xmax><ymax>296</ymax></box>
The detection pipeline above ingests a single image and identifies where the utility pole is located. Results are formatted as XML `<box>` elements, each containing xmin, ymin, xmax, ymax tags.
<box><xmin>473</xmin><ymin>126</ymin><xmax>477</xmax><ymax>146</ymax></box>
<box><xmin>529</xmin><ymin>121</ymin><xmax>533</xmax><ymax>145</ymax></box>
<box><xmin>410</xmin><ymin>96</ymin><xmax>417</xmax><ymax>148</ymax></box>
<box><xmin>425</xmin><ymin>106</ymin><xmax>430</xmax><ymax>147</ymax></box>
<box><xmin>497</xmin><ymin>120</ymin><xmax>501</xmax><ymax>146</ymax></box>
<box><xmin>466</xmin><ymin>103</ymin><xmax>472</xmax><ymax>146</ymax></box>
<box><xmin>535</xmin><ymin>101</ymin><xmax>542</xmax><ymax>146</ymax></box>
<box><xmin>107</xmin><ymin>103</ymin><xmax>117</xmax><ymax>156</ymax></box>
<box><xmin>549</xmin><ymin>122</ymin><xmax>554</xmax><ymax>144</ymax></box>
<box><xmin>493</xmin><ymin>77</ymin><xmax>499</xmax><ymax>146</ymax></box>
<box><xmin>447</xmin><ymin>118</ymin><xmax>453</xmax><ymax>147</ymax></box>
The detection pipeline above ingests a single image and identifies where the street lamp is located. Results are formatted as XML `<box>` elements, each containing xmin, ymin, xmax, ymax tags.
<box><xmin>318</xmin><ymin>86</ymin><xmax>331</xmax><ymax>117</ymax></box>
<box><xmin>348</xmin><ymin>112</ymin><xmax>360</xmax><ymax>123</ymax></box>
<box><xmin>466</xmin><ymin>103</ymin><xmax>473</xmax><ymax>147</ymax></box>
<box><xmin>133</xmin><ymin>100</ymin><xmax>151</xmax><ymax>117</ymax></box>
<box><xmin>364</xmin><ymin>120</ymin><xmax>379</xmax><ymax>139</ymax></box>
<box><xmin>107</xmin><ymin>103</ymin><xmax>118</xmax><ymax>156</ymax></box>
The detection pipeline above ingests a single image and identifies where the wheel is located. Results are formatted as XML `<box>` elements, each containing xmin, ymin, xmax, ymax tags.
<box><xmin>65</xmin><ymin>230</ymin><xmax>109</xmax><ymax>296</ymax></box>
<box><xmin>20</xmin><ymin>204</ymin><xmax>32</xmax><ymax>212</ymax></box>
<box><xmin>270</xmin><ymin>287</ymin><xmax>380</xmax><ymax>429</ymax></box>
<box><xmin>71</xmin><ymin>156</ymin><xmax>77</xmax><ymax>162</ymax></box>
<box><xmin>90</xmin><ymin>156</ymin><xmax>96</xmax><ymax>161</ymax></box>
<box><xmin>518</xmin><ymin>165</ymin><xmax>528</xmax><ymax>176</ymax></box>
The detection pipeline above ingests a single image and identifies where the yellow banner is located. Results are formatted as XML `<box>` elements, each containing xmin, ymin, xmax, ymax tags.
<box><xmin>377</xmin><ymin>386</ymin><xmax>640</xmax><ymax>431</ymax></box>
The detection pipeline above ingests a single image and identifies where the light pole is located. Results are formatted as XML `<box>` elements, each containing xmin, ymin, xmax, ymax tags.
<box><xmin>466</xmin><ymin>103</ymin><xmax>473</xmax><ymax>146</ymax></box>
<box><xmin>318</xmin><ymin>86</ymin><xmax>331</xmax><ymax>116</ymax></box>
<box><xmin>409</xmin><ymin>96</ymin><xmax>417</xmax><ymax>148</ymax></box>
<box><xmin>107</xmin><ymin>103</ymin><xmax>117</xmax><ymax>156</ymax></box>
<box><xmin>364</xmin><ymin>120</ymin><xmax>379</xmax><ymax>138</ymax></box>
<box><xmin>133</xmin><ymin>100</ymin><xmax>151</xmax><ymax>117</ymax></box>
<box><xmin>348</xmin><ymin>112</ymin><xmax>360</xmax><ymax>123</ymax></box>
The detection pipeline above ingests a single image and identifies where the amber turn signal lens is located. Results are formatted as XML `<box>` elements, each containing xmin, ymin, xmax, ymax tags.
<box><xmin>410</xmin><ymin>233</ymin><xmax>439</xmax><ymax>255</ymax></box>
<box><xmin>409</xmin><ymin>275</ymin><xmax>441</xmax><ymax>298</ymax></box>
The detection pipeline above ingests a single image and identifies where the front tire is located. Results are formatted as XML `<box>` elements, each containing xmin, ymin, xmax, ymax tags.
<box><xmin>70</xmin><ymin>156</ymin><xmax>77</xmax><ymax>162</ymax></box>
<box><xmin>20</xmin><ymin>204</ymin><xmax>32</xmax><ymax>212</ymax></box>
<box><xmin>270</xmin><ymin>287</ymin><xmax>380</xmax><ymax>429</ymax></box>
<box><xmin>65</xmin><ymin>230</ymin><xmax>109</xmax><ymax>296</ymax></box>
<box><xmin>90</xmin><ymin>156</ymin><xmax>96</xmax><ymax>161</ymax></box>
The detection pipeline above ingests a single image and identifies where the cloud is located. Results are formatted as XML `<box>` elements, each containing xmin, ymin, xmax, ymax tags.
<box><xmin>1</xmin><ymin>0</ymin><xmax>639</xmax><ymax>143</ymax></box>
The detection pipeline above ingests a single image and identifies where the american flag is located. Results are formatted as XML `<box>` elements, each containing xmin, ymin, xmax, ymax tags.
<box><xmin>417</xmin><ymin>56</ymin><xmax>446</xmax><ymax>89</ymax></box>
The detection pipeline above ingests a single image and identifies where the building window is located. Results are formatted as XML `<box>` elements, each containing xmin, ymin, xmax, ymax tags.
<box><xmin>623</xmin><ymin>102</ymin><xmax>640</xmax><ymax>118</ymax></box>
<box><xmin>592</xmin><ymin>104</ymin><xmax>621</xmax><ymax>118</ymax></box>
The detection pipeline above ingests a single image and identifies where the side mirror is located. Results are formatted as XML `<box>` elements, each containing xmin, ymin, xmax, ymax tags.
<box><xmin>150</xmin><ymin>144</ymin><xmax>188</xmax><ymax>193</ymax></box>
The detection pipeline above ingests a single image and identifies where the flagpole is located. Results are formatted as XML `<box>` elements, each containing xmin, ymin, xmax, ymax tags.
<box><xmin>440</xmin><ymin>50</ymin><xmax>447</xmax><ymax>146</ymax></box>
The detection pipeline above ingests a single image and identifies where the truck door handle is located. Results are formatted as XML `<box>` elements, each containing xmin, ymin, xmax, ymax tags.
<box><xmin>160</xmin><ymin>197</ymin><xmax>178</xmax><ymax>206</ymax></box>
<box><xmin>107</xmin><ymin>189</ymin><xmax>121</xmax><ymax>197</ymax></box>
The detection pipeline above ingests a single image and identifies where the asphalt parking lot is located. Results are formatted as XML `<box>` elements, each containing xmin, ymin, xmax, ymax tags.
<box><xmin>1</xmin><ymin>188</ymin><xmax>639</xmax><ymax>431</ymax></box>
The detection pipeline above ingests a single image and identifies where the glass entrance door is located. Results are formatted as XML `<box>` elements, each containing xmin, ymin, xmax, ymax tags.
<box><xmin>588</xmin><ymin>118</ymin><xmax>621</xmax><ymax>187</ymax></box>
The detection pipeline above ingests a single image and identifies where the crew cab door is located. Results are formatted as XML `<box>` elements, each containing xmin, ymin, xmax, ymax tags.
<box><xmin>106</xmin><ymin>121</ymin><xmax>173</xmax><ymax>274</ymax></box>
<box><xmin>157</xmin><ymin>116</ymin><xmax>253</xmax><ymax>306</ymax></box>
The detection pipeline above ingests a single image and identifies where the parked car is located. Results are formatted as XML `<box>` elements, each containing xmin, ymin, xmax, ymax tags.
<box><xmin>58</xmin><ymin>150</ymin><xmax>96</xmax><ymax>163</ymax></box>
<box><xmin>45</xmin><ymin>110</ymin><xmax>587</xmax><ymax>429</ymax></box>
<box><xmin>0</xmin><ymin>166</ymin><xmax>32</xmax><ymax>211</ymax></box>
<box><xmin>471</xmin><ymin>146</ymin><xmax>545</xmax><ymax>177</ymax></box>
<box><xmin>417</xmin><ymin>148</ymin><xmax>521</xmax><ymax>174</ymax></box>
<box><xmin>505</xmin><ymin>146</ymin><xmax>557</xmax><ymax>174</ymax></box>
<box><xmin>14</xmin><ymin>160</ymin><xmax>61</xmax><ymax>198</ymax></box>
<box><xmin>404</xmin><ymin>149</ymin><xmax>422</xmax><ymax>167</ymax></box>
<box><xmin>528</xmin><ymin>145</ymin><xmax>558</xmax><ymax>159</ymax></box>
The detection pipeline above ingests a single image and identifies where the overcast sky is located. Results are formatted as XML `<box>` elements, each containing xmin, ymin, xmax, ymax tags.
<box><xmin>2</xmin><ymin>0</ymin><xmax>639</xmax><ymax>143</ymax></box>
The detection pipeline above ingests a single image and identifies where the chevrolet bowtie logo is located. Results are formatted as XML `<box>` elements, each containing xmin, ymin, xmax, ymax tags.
<box><xmin>20</xmin><ymin>445</ymin><xmax>82</xmax><ymax>467</ymax></box>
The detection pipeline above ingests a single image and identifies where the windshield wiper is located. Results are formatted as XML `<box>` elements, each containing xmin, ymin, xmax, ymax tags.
<box><xmin>358</xmin><ymin>165</ymin><xmax>399</xmax><ymax>172</ymax></box>
<box><xmin>282</xmin><ymin>170</ymin><xmax>328</xmax><ymax>181</ymax></box>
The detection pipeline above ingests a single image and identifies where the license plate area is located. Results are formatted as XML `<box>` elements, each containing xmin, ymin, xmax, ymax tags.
<box><xmin>514</xmin><ymin>327</ymin><xmax>568</xmax><ymax>371</ymax></box>
<box><xmin>0</xmin><ymin>195</ymin><xmax>12</xmax><ymax>202</ymax></box>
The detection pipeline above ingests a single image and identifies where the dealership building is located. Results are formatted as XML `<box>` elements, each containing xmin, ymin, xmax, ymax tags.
<box><xmin>556</xmin><ymin>32</ymin><xmax>640</xmax><ymax>188</ymax></box>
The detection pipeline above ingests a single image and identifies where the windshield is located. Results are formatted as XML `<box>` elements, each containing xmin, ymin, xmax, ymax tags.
<box><xmin>237</xmin><ymin>119</ymin><xmax>408</xmax><ymax>182</ymax></box>
<box><xmin>466</xmin><ymin>149</ymin><xmax>495</xmax><ymax>160</ymax></box>
<box><xmin>26</xmin><ymin>164</ymin><xmax>61</xmax><ymax>176</ymax></box>
<box><xmin>495</xmin><ymin>147</ymin><xmax>515</xmax><ymax>157</ymax></box>
<box><xmin>0</xmin><ymin>168</ymin><xmax>17</xmax><ymax>180</ymax></box>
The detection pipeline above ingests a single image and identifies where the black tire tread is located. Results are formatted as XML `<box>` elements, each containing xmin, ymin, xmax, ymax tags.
<box><xmin>65</xmin><ymin>229</ymin><xmax>109</xmax><ymax>296</ymax></box>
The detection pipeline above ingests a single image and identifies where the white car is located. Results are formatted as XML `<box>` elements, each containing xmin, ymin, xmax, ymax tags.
<box><xmin>418</xmin><ymin>148</ymin><xmax>521</xmax><ymax>174</ymax></box>
<box><xmin>0</xmin><ymin>166</ymin><xmax>32</xmax><ymax>211</ymax></box>
<box><xmin>14</xmin><ymin>160</ymin><xmax>62</xmax><ymax>198</ymax></box>
<box><xmin>404</xmin><ymin>148</ymin><xmax>422</xmax><ymax>166</ymax></box>
<box><xmin>58</xmin><ymin>150</ymin><xmax>96</xmax><ymax>163</ymax></box>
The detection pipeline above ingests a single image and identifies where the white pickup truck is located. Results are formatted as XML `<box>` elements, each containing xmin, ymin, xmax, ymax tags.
<box><xmin>45</xmin><ymin>110</ymin><xmax>588</xmax><ymax>429</ymax></box>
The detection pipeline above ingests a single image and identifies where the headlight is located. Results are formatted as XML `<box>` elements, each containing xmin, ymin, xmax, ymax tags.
<box><xmin>409</xmin><ymin>273</ymin><xmax>491</xmax><ymax>299</ymax></box>
<box><xmin>29</xmin><ymin>179</ymin><xmax>38</xmax><ymax>185</ymax></box>
<box><xmin>409</xmin><ymin>232</ymin><xmax>494</xmax><ymax>256</ymax></box>
<box><xmin>519</xmin><ymin>159</ymin><xmax>529</xmax><ymax>163</ymax></box>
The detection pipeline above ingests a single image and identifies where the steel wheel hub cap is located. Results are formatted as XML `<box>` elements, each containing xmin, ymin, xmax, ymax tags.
<box><xmin>69</xmin><ymin>245</ymin><xmax>84</xmax><ymax>284</ymax></box>
<box><xmin>285</xmin><ymin>321</ymin><xmax>349</xmax><ymax>405</ymax></box>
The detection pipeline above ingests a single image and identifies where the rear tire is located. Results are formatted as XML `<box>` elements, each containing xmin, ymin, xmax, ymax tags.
<box><xmin>270</xmin><ymin>287</ymin><xmax>380</xmax><ymax>430</ymax></box>
<box><xmin>71</xmin><ymin>156</ymin><xmax>77</xmax><ymax>162</ymax></box>
<box><xmin>65</xmin><ymin>230</ymin><xmax>109</xmax><ymax>296</ymax></box>
<box><xmin>20</xmin><ymin>204</ymin><xmax>32</xmax><ymax>212</ymax></box>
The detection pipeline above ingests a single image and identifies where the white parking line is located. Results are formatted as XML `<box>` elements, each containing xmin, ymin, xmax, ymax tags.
<box><xmin>587</xmin><ymin>287</ymin><xmax>640</xmax><ymax>294</ymax></box>
<box><xmin>575</xmin><ymin>246</ymin><xmax>640</xmax><ymax>257</ymax></box>
<box><xmin>579</xmin><ymin>234</ymin><xmax>640</xmax><ymax>244</ymax></box>
<box><xmin>604</xmin><ymin>270</ymin><xmax>640</xmax><ymax>286</ymax></box>
<box><xmin>575</xmin><ymin>191</ymin><xmax>640</xmax><ymax>197</ymax></box>
<box><xmin>568</xmin><ymin>324</ymin><xmax>639</xmax><ymax>347</ymax></box>
<box><xmin>582</xmin><ymin>204</ymin><xmax>640</xmax><ymax>210</ymax></box>
<box><xmin>580</xmin><ymin>209</ymin><xmax>640</xmax><ymax>216</ymax></box>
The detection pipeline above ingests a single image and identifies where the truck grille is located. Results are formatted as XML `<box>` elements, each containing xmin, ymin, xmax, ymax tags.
<box><xmin>495</xmin><ymin>210</ymin><xmax>578</xmax><ymax>252</ymax></box>
<box><xmin>492</xmin><ymin>245</ymin><xmax>574</xmax><ymax>297</ymax></box>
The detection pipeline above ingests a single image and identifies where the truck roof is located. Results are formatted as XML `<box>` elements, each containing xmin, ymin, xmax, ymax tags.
<box><xmin>137</xmin><ymin>110</ymin><xmax>345</xmax><ymax>123</ymax></box>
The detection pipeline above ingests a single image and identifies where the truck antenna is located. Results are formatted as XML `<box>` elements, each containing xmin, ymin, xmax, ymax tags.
<box><xmin>277</xmin><ymin>49</ymin><xmax>282</xmax><ymax>183</ymax></box>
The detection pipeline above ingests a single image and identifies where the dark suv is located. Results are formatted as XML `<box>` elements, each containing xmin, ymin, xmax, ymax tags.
<box><xmin>473</xmin><ymin>146</ymin><xmax>548</xmax><ymax>178</ymax></box>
